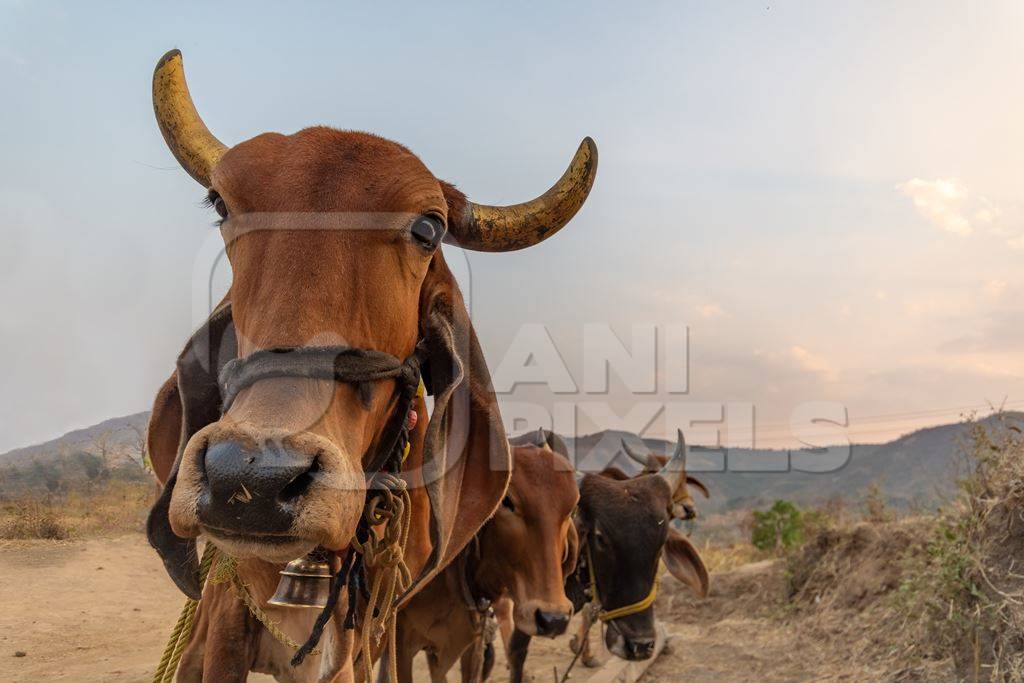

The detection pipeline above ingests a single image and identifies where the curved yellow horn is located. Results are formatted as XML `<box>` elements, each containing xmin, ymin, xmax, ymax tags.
<box><xmin>447</xmin><ymin>137</ymin><xmax>598</xmax><ymax>252</ymax></box>
<box><xmin>152</xmin><ymin>50</ymin><xmax>227</xmax><ymax>186</ymax></box>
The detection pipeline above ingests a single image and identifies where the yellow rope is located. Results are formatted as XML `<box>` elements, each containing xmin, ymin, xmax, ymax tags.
<box><xmin>208</xmin><ymin>551</ymin><xmax>321</xmax><ymax>655</ymax></box>
<box><xmin>231</xmin><ymin>573</ymin><xmax>318</xmax><ymax>654</ymax></box>
<box><xmin>352</xmin><ymin>474</ymin><xmax>413</xmax><ymax>683</ymax></box>
<box><xmin>586</xmin><ymin>542</ymin><xmax>660</xmax><ymax>622</ymax></box>
<box><xmin>152</xmin><ymin>543</ymin><xmax>217</xmax><ymax>683</ymax></box>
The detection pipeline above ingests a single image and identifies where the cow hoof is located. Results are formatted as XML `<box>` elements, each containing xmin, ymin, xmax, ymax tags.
<box><xmin>582</xmin><ymin>655</ymin><xmax>601</xmax><ymax>668</ymax></box>
<box><xmin>569</xmin><ymin>635</ymin><xmax>581</xmax><ymax>653</ymax></box>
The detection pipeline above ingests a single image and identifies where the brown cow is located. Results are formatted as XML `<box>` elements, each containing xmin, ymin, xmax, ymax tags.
<box><xmin>506</xmin><ymin>432</ymin><xmax>709</xmax><ymax>673</ymax></box>
<box><xmin>145</xmin><ymin>49</ymin><xmax>596</xmax><ymax>682</ymax></box>
<box><xmin>388</xmin><ymin>439</ymin><xmax>578</xmax><ymax>682</ymax></box>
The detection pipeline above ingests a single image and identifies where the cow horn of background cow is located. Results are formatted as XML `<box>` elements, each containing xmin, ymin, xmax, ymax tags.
<box><xmin>620</xmin><ymin>438</ymin><xmax>648</xmax><ymax>466</ymax></box>
<box><xmin>657</xmin><ymin>429</ymin><xmax>688</xmax><ymax>493</ymax></box>
<box><xmin>153</xmin><ymin>50</ymin><xmax>228</xmax><ymax>187</ymax></box>
<box><xmin>447</xmin><ymin>137</ymin><xmax>598</xmax><ymax>252</ymax></box>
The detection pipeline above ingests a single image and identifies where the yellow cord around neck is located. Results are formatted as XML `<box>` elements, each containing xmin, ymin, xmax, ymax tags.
<box><xmin>585</xmin><ymin>541</ymin><xmax>660</xmax><ymax>622</ymax></box>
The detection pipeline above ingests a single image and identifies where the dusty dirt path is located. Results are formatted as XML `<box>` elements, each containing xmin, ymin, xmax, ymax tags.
<box><xmin>0</xmin><ymin>535</ymin><xmax>897</xmax><ymax>682</ymax></box>
<box><xmin>0</xmin><ymin>535</ymin><xmax>576</xmax><ymax>682</ymax></box>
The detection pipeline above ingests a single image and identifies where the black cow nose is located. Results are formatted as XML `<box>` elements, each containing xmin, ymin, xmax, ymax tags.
<box><xmin>197</xmin><ymin>439</ymin><xmax>318</xmax><ymax>535</ymax></box>
<box><xmin>625</xmin><ymin>637</ymin><xmax>656</xmax><ymax>660</ymax></box>
<box><xmin>534</xmin><ymin>610</ymin><xmax>570</xmax><ymax>637</ymax></box>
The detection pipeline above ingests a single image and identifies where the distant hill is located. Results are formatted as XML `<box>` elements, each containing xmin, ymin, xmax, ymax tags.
<box><xmin>0</xmin><ymin>412</ymin><xmax>149</xmax><ymax>468</ymax></box>
<box><xmin>554</xmin><ymin>412</ymin><xmax>1024</xmax><ymax>513</ymax></box>
<box><xmin>0</xmin><ymin>412</ymin><xmax>151</xmax><ymax>497</ymax></box>
<box><xmin>3</xmin><ymin>410</ymin><xmax>1019</xmax><ymax>512</ymax></box>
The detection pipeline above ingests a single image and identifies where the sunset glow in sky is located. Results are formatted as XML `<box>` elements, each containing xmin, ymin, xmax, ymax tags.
<box><xmin>2</xmin><ymin>1</ymin><xmax>1023</xmax><ymax>451</ymax></box>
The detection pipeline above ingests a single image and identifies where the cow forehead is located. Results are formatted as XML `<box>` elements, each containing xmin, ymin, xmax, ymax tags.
<box><xmin>582</xmin><ymin>475</ymin><xmax>670</xmax><ymax>530</ymax></box>
<box><xmin>211</xmin><ymin>127</ymin><xmax>446</xmax><ymax>216</ymax></box>
<box><xmin>509</xmin><ymin>446</ymin><xmax>581</xmax><ymax>516</ymax></box>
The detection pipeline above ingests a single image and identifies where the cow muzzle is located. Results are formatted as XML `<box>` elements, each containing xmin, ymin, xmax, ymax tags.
<box><xmin>514</xmin><ymin>598</ymin><xmax>573</xmax><ymax>638</ymax></box>
<box><xmin>605</xmin><ymin>617</ymin><xmax>657</xmax><ymax>661</ymax></box>
<box><xmin>168</xmin><ymin>423</ymin><xmax>364</xmax><ymax>563</ymax></box>
<box><xmin>199</xmin><ymin>439</ymin><xmax>314</xmax><ymax>535</ymax></box>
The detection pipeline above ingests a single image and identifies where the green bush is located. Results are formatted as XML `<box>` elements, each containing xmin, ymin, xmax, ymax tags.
<box><xmin>751</xmin><ymin>499</ymin><xmax>806</xmax><ymax>552</ymax></box>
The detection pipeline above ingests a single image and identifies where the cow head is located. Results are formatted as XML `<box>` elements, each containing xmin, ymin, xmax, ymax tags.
<box><xmin>475</xmin><ymin>442</ymin><xmax>578</xmax><ymax>637</ymax></box>
<box><xmin>147</xmin><ymin>50</ymin><xmax>596</xmax><ymax>595</ymax></box>
<box><xmin>620</xmin><ymin>429</ymin><xmax>710</xmax><ymax>520</ymax></box>
<box><xmin>576</xmin><ymin>438</ymin><xmax>709</xmax><ymax>661</ymax></box>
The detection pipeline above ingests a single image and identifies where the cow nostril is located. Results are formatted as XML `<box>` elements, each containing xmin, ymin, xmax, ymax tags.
<box><xmin>535</xmin><ymin>609</ymin><xmax>570</xmax><ymax>636</ymax></box>
<box><xmin>278</xmin><ymin>455</ymin><xmax>321</xmax><ymax>503</ymax></box>
<box><xmin>627</xmin><ymin>638</ymin><xmax>656</xmax><ymax>658</ymax></box>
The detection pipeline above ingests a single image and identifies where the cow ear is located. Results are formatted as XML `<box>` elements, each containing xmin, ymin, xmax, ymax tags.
<box><xmin>146</xmin><ymin>374</ymin><xmax>182</xmax><ymax>486</ymax></box>
<box><xmin>146</xmin><ymin>301</ymin><xmax>237</xmax><ymax>600</ymax></box>
<box><xmin>399</xmin><ymin>251</ymin><xmax>512</xmax><ymax>603</ymax></box>
<box><xmin>686</xmin><ymin>475</ymin><xmax>710</xmax><ymax>499</ymax></box>
<box><xmin>663</xmin><ymin>527</ymin><xmax>709</xmax><ymax>598</ymax></box>
<box><xmin>562</xmin><ymin>519</ymin><xmax>580</xmax><ymax>577</ymax></box>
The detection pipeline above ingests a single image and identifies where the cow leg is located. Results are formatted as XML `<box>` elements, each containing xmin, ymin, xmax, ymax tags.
<box><xmin>569</xmin><ymin>616</ymin><xmax>600</xmax><ymax>668</ymax></box>
<box><xmin>505</xmin><ymin>629</ymin><xmax>532</xmax><ymax>683</ymax></box>
<box><xmin>492</xmin><ymin>597</ymin><xmax>514</xmax><ymax>657</ymax></box>
<box><xmin>459</xmin><ymin>638</ymin><xmax>484</xmax><ymax>683</ymax></box>
<box><xmin>426</xmin><ymin>649</ymin><xmax>453</xmax><ymax>683</ymax></box>
<box><xmin>427</xmin><ymin>636</ymin><xmax>471</xmax><ymax>683</ymax></box>
<box><xmin>386</xmin><ymin>620</ymin><xmax>416</xmax><ymax>683</ymax></box>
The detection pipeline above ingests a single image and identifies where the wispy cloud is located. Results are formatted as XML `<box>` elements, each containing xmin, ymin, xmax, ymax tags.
<box><xmin>695</xmin><ymin>303</ymin><xmax>726</xmax><ymax>319</ymax></box>
<box><xmin>986</xmin><ymin>280</ymin><xmax>1008</xmax><ymax>297</ymax></box>
<box><xmin>897</xmin><ymin>178</ymin><xmax>974</xmax><ymax>236</ymax></box>
<box><xmin>790</xmin><ymin>345</ymin><xmax>839</xmax><ymax>383</ymax></box>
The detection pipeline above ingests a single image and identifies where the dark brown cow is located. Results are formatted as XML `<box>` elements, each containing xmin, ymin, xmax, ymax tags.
<box><xmin>145</xmin><ymin>50</ymin><xmax>596</xmax><ymax>682</ymax></box>
<box><xmin>506</xmin><ymin>432</ymin><xmax>709</xmax><ymax>673</ymax></box>
<box><xmin>388</xmin><ymin>440</ymin><xmax>578</xmax><ymax>682</ymax></box>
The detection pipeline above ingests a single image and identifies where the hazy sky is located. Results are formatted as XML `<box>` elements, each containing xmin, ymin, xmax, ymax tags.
<box><xmin>2</xmin><ymin>1</ymin><xmax>1023</xmax><ymax>453</ymax></box>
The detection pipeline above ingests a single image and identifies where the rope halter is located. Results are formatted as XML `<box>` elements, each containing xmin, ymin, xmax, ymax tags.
<box><xmin>585</xmin><ymin>541</ymin><xmax>660</xmax><ymax>623</ymax></box>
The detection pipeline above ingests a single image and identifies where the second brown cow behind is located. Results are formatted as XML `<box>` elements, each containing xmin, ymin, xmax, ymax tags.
<box><xmin>388</xmin><ymin>436</ymin><xmax>579</xmax><ymax>682</ymax></box>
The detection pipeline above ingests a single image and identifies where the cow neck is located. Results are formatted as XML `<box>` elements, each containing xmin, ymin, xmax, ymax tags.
<box><xmin>456</xmin><ymin>535</ymin><xmax>495</xmax><ymax>613</ymax></box>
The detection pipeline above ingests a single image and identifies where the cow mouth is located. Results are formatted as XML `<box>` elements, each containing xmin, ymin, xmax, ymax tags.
<box><xmin>203</xmin><ymin>526</ymin><xmax>304</xmax><ymax>545</ymax></box>
<box><xmin>604</xmin><ymin>619</ymin><xmax>656</xmax><ymax>661</ymax></box>
<box><xmin>202</xmin><ymin>525</ymin><xmax>318</xmax><ymax>562</ymax></box>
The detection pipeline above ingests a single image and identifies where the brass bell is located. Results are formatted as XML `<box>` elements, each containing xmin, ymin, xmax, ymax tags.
<box><xmin>267</xmin><ymin>551</ymin><xmax>333</xmax><ymax>609</ymax></box>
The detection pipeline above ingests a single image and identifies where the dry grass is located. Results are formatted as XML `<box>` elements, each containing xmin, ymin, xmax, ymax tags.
<box><xmin>0</xmin><ymin>479</ymin><xmax>155</xmax><ymax>540</ymax></box>
<box><xmin>770</xmin><ymin>413</ymin><xmax>1024</xmax><ymax>681</ymax></box>
<box><xmin>695</xmin><ymin>539</ymin><xmax>770</xmax><ymax>573</ymax></box>
<box><xmin>0</xmin><ymin>502</ymin><xmax>72</xmax><ymax>540</ymax></box>
<box><xmin>895</xmin><ymin>413</ymin><xmax>1024</xmax><ymax>681</ymax></box>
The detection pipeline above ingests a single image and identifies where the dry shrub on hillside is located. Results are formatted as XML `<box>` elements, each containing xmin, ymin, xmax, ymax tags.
<box><xmin>898</xmin><ymin>413</ymin><xmax>1024</xmax><ymax>680</ymax></box>
<box><xmin>0</xmin><ymin>502</ymin><xmax>72</xmax><ymax>540</ymax></box>
<box><xmin>0</xmin><ymin>479</ymin><xmax>154</xmax><ymax>539</ymax></box>
<box><xmin>780</xmin><ymin>415</ymin><xmax>1024</xmax><ymax>680</ymax></box>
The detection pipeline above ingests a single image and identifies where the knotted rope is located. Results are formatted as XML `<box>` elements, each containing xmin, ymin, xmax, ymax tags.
<box><xmin>151</xmin><ymin>543</ymin><xmax>217</xmax><ymax>683</ymax></box>
<box><xmin>352</xmin><ymin>472</ymin><xmax>413</xmax><ymax>683</ymax></box>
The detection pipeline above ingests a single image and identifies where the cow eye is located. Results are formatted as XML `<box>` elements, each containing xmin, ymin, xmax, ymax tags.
<box><xmin>410</xmin><ymin>215</ymin><xmax>445</xmax><ymax>251</ymax></box>
<box><xmin>205</xmin><ymin>191</ymin><xmax>229</xmax><ymax>221</ymax></box>
<box><xmin>501</xmin><ymin>495</ymin><xmax>516</xmax><ymax>513</ymax></box>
